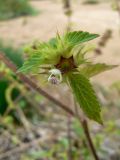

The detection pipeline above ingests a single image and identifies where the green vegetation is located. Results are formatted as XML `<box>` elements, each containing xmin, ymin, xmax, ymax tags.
<box><xmin>0</xmin><ymin>0</ymin><xmax>36</xmax><ymax>20</ymax></box>
<box><xmin>0</xmin><ymin>40</ymin><xmax>23</xmax><ymax>114</ymax></box>
<box><xmin>83</xmin><ymin>0</ymin><xmax>99</xmax><ymax>5</ymax></box>
<box><xmin>0</xmin><ymin>40</ymin><xmax>23</xmax><ymax>67</ymax></box>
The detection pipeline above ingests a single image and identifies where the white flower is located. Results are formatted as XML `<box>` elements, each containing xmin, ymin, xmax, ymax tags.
<box><xmin>48</xmin><ymin>69</ymin><xmax>62</xmax><ymax>85</ymax></box>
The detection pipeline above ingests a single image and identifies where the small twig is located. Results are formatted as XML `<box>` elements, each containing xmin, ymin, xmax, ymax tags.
<box><xmin>94</xmin><ymin>29</ymin><xmax>112</xmax><ymax>55</ymax></box>
<box><xmin>115</xmin><ymin>0</ymin><xmax>120</xmax><ymax>33</ymax></box>
<box><xmin>16</xmin><ymin>106</ymin><xmax>32</xmax><ymax>132</ymax></box>
<box><xmin>63</xmin><ymin>0</ymin><xmax>72</xmax><ymax>32</ymax></box>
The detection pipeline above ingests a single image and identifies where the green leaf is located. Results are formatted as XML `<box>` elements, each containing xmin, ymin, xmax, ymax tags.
<box><xmin>64</xmin><ymin>31</ymin><xmax>99</xmax><ymax>47</ymax></box>
<box><xmin>18</xmin><ymin>43</ymin><xmax>61</xmax><ymax>73</ymax></box>
<box><xmin>78</xmin><ymin>63</ymin><xmax>118</xmax><ymax>78</ymax></box>
<box><xmin>18</xmin><ymin>53</ymin><xmax>44</xmax><ymax>73</ymax></box>
<box><xmin>68</xmin><ymin>73</ymin><xmax>102</xmax><ymax>124</ymax></box>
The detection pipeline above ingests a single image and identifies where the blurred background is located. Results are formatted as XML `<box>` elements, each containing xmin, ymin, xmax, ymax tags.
<box><xmin>0</xmin><ymin>0</ymin><xmax>120</xmax><ymax>160</ymax></box>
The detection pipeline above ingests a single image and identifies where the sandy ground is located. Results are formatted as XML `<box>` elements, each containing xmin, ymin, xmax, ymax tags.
<box><xmin>0</xmin><ymin>0</ymin><xmax>120</xmax><ymax>86</ymax></box>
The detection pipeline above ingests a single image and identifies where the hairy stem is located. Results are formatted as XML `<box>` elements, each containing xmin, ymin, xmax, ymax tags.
<box><xmin>73</xmin><ymin>98</ymin><xmax>99</xmax><ymax>160</ymax></box>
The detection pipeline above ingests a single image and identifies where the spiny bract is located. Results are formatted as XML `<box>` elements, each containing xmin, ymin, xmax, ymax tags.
<box><xmin>18</xmin><ymin>31</ymin><xmax>100</xmax><ymax>74</ymax></box>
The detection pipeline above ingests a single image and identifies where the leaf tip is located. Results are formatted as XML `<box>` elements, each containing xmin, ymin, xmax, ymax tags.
<box><xmin>94</xmin><ymin>114</ymin><xmax>103</xmax><ymax>125</ymax></box>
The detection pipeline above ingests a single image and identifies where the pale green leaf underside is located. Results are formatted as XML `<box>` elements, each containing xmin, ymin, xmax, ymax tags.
<box><xmin>68</xmin><ymin>73</ymin><xmax>102</xmax><ymax>124</ymax></box>
<box><xmin>78</xmin><ymin>63</ymin><xmax>118</xmax><ymax>78</ymax></box>
<box><xmin>64</xmin><ymin>31</ymin><xmax>99</xmax><ymax>47</ymax></box>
